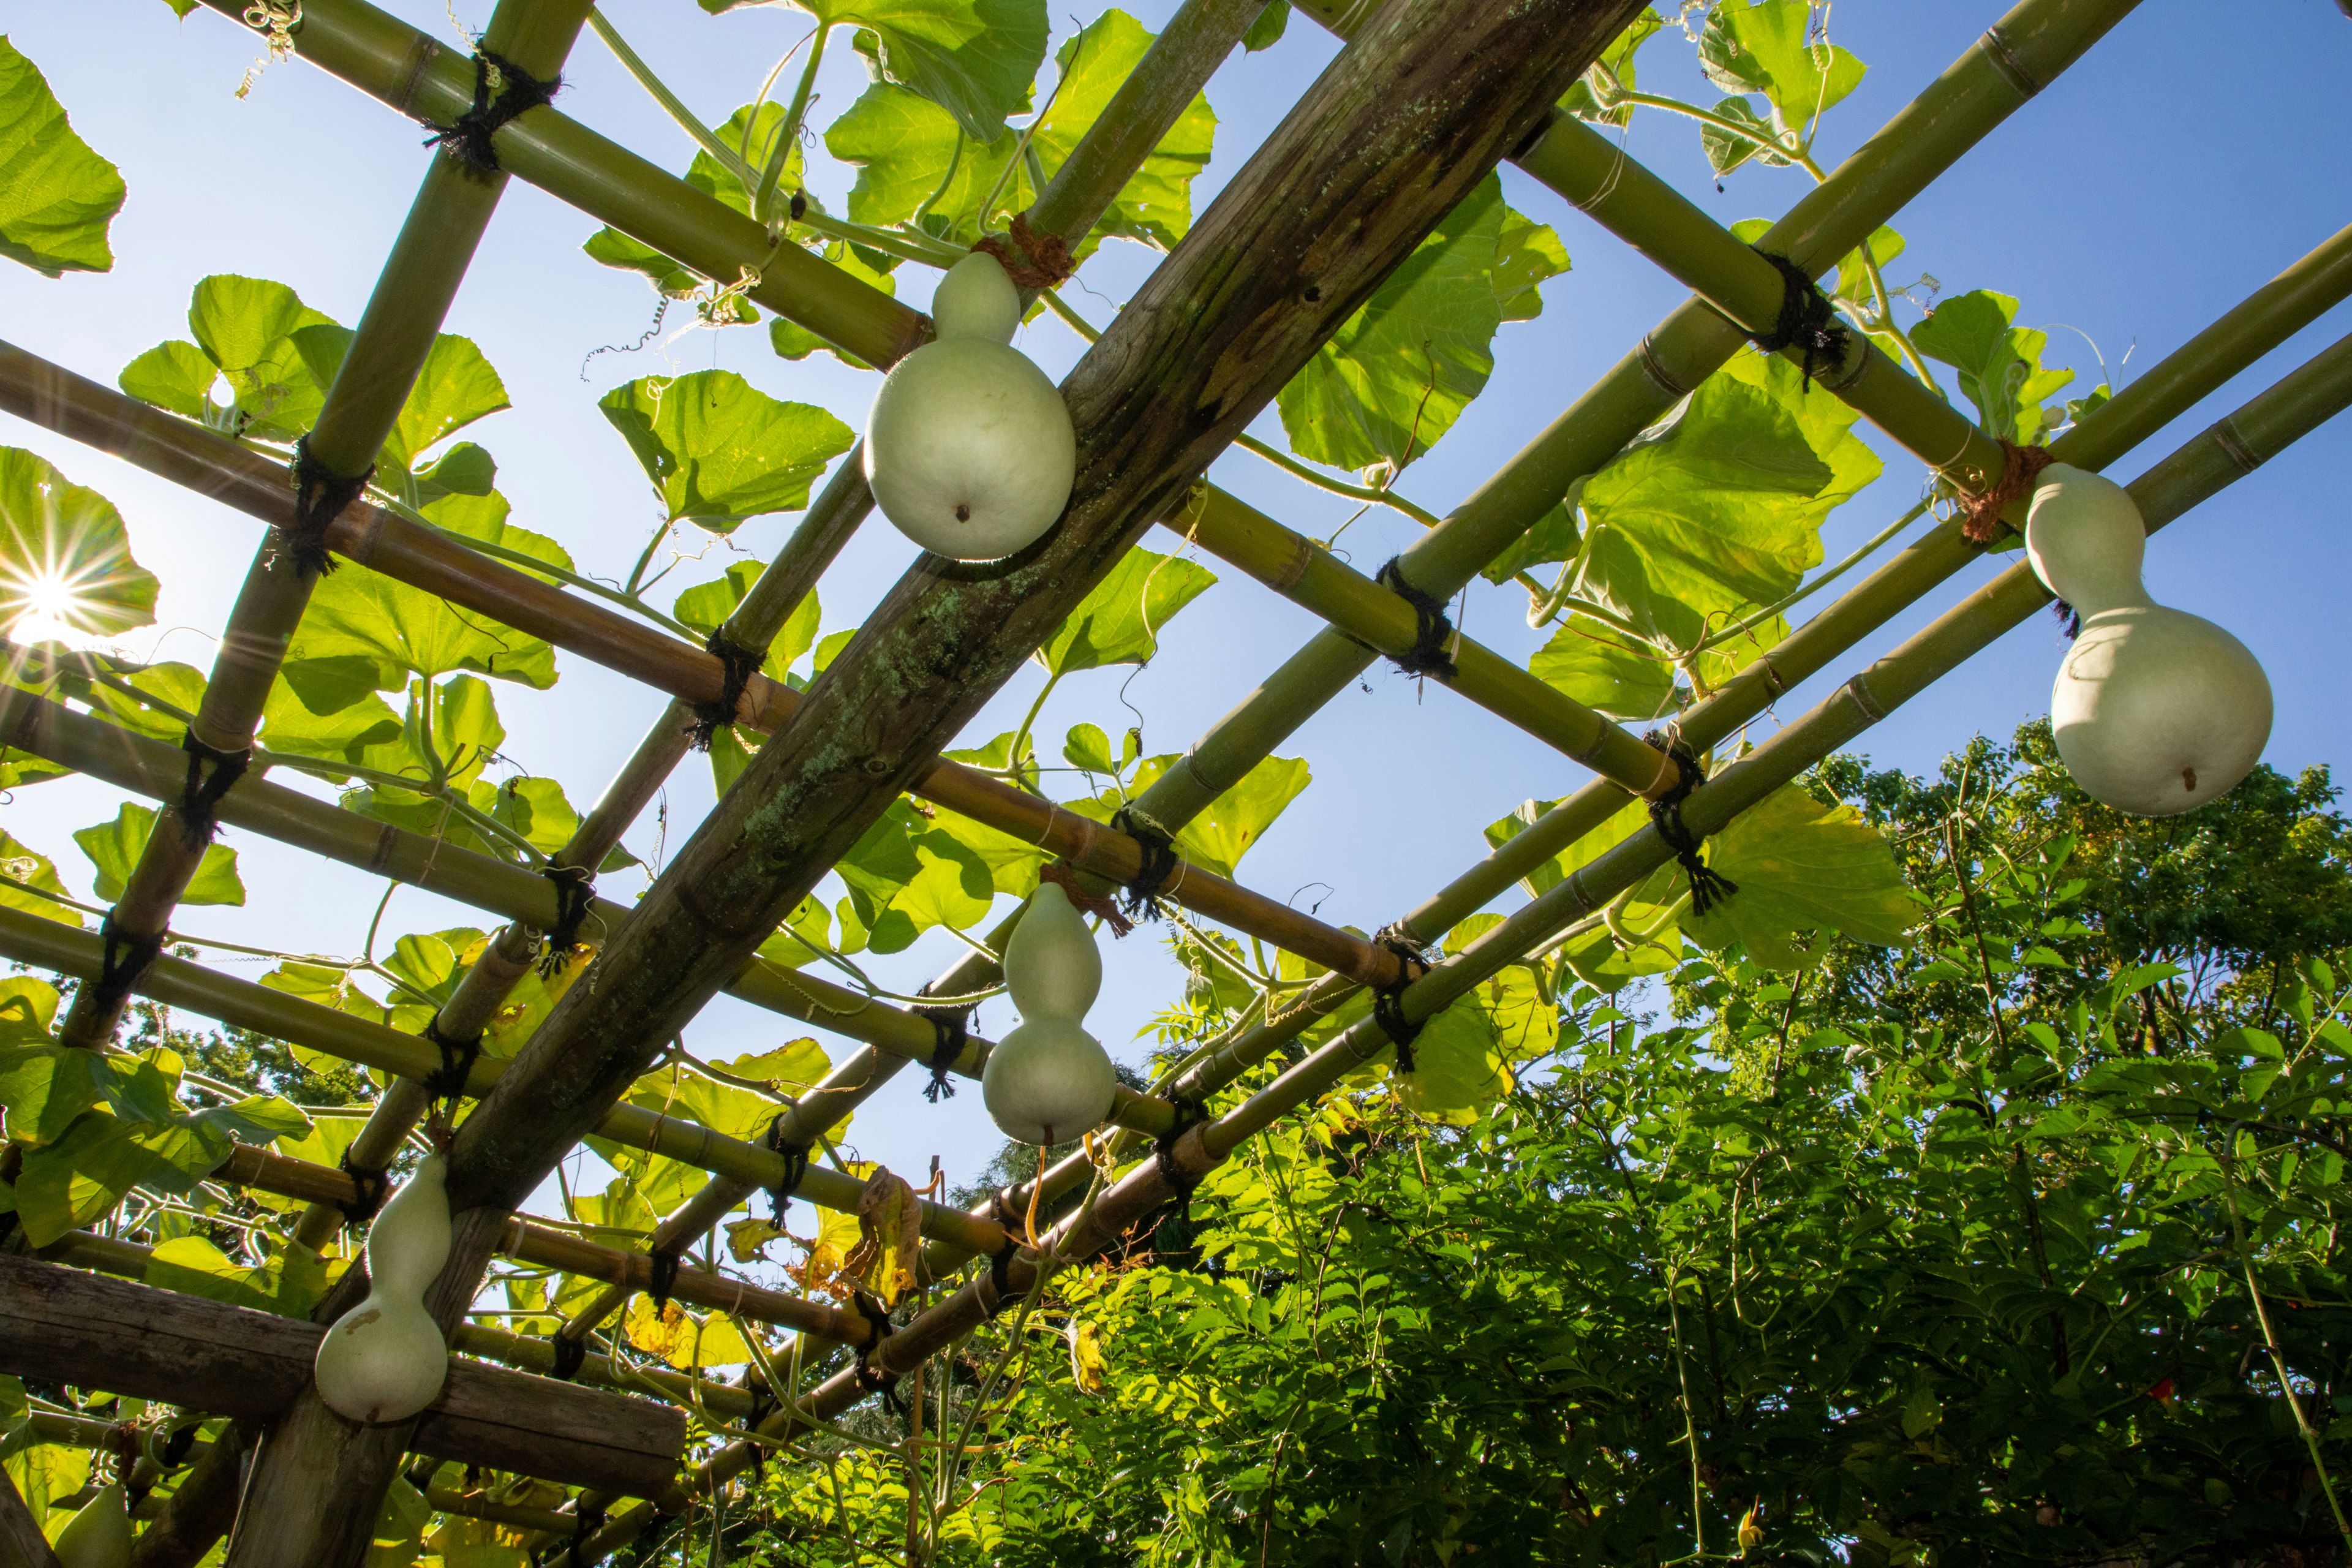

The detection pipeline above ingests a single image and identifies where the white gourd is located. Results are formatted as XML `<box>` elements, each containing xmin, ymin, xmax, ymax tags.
<box><xmin>864</xmin><ymin>252</ymin><xmax>1076</xmax><ymax>562</ymax></box>
<box><xmin>313</xmin><ymin>1153</ymin><xmax>452</xmax><ymax>1425</ymax></box>
<box><xmin>2024</xmin><ymin>463</ymin><xmax>2272</xmax><ymax>816</ymax></box>
<box><xmin>53</xmin><ymin>1482</ymin><xmax>132</xmax><ymax>1568</ymax></box>
<box><xmin>982</xmin><ymin>881</ymin><xmax>1118</xmax><ymax>1145</ymax></box>
<box><xmin>870</xmin><ymin>257</ymin><xmax>1077</xmax><ymax>571</ymax></box>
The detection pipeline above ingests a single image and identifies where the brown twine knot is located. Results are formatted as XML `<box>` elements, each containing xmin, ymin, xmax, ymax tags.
<box><xmin>1039</xmin><ymin>861</ymin><xmax>1132</xmax><ymax>937</ymax></box>
<box><xmin>1959</xmin><ymin>439</ymin><xmax>2054</xmax><ymax>546</ymax></box>
<box><xmin>972</xmin><ymin>213</ymin><xmax>1074</xmax><ymax>291</ymax></box>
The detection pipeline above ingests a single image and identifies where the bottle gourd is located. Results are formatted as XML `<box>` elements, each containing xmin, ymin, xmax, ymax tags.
<box><xmin>865</xmin><ymin>252</ymin><xmax>1077</xmax><ymax>562</ymax></box>
<box><xmin>982</xmin><ymin>881</ymin><xmax>1118</xmax><ymax>1145</ymax></box>
<box><xmin>2024</xmin><ymin>464</ymin><xmax>2271</xmax><ymax>816</ymax></box>
<box><xmin>313</xmin><ymin>1153</ymin><xmax>453</xmax><ymax>1425</ymax></box>
<box><xmin>53</xmin><ymin>1482</ymin><xmax>132</xmax><ymax>1568</ymax></box>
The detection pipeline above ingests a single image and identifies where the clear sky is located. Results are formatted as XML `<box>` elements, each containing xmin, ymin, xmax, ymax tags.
<box><xmin>3</xmin><ymin>0</ymin><xmax>2346</xmax><ymax>1196</ymax></box>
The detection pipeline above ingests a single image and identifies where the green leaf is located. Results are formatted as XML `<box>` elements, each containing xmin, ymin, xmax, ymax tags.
<box><xmin>1912</xmin><ymin>290</ymin><xmax>2075</xmax><ymax>445</ymax></box>
<box><xmin>1698</xmin><ymin>0</ymin><xmax>1866</xmax><ymax>133</ymax></box>
<box><xmin>179</xmin><ymin>274</ymin><xmax>338</xmax><ymax>440</ymax></box>
<box><xmin>810</xmin><ymin>0</ymin><xmax>1049</xmax><ymax>143</ymax></box>
<box><xmin>1037</xmin><ymin>546</ymin><xmax>1216</xmax><ymax>677</ymax></box>
<box><xmin>82</xmin><ymin>659</ymin><xmax>205</xmax><ymax>741</ymax></box>
<box><xmin>1277</xmin><ymin>175</ymin><xmax>1564</xmax><ymax>471</ymax></box>
<box><xmin>1242</xmin><ymin>0</ymin><xmax>1288</xmax><ymax>50</ymax></box>
<box><xmin>1033</xmin><ymin>11</ymin><xmax>1214</xmax><ymax>251</ymax></box>
<box><xmin>1697</xmin><ymin>95</ymin><xmax>1784</xmax><ymax>177</ymax></box>
<box><xmin>1528</xmin><ymin>625</ymin><xmax>1675</xmax><ymax>724</ymax></box>
<box><xmin>74</xmin><ymin>802</ymin><xmax>244</xmax><ymax>906</ymax></box>
<box><xmin>292</xmin><ymin>508</ymin><xmax>558</xmax><ymax>689</ymax></box>
<box><xmin>1570</xmin><ymin>372</ymin><xmax>1835</xmax><ymax>648</ymax></box>
<box><xmin>0</xmin><ymin>39</ymin><xmax>124</xmax><ymax>276</ymax></box>
<box><xmin>290</xmin><ymin>327</ymin><xmax>510</xmax><ymax>477</ymax></box>
<box><xmin>924</xmin><ymin>806</ymin><xmax>1048</xmax><ymax>897</ymax></box>
<box><xmin>1063</xmin><ymin>722</ymin><xmax>1117</xmax><ymax>775</ymax></box>
<box><xmin>0</xmin><ymin>976</ymin><xmax>60</xmax><ymax>1046</ymax></box>
<box><xmin>148</xmin><ymin>1234</ymin><xmax>323</xmax><ymax>1317</ymax></box>
<box><xmin>0</xmin><ymin>829</ymin><xmax>80</xmax><ymax>929</ymax></box>
<box><xmin>1682</xmin><ymin>783</ymin><xmax>1920</xmax><ymax>970</ymax></box>
<box><xmin>1390</xmin><ymin>994</ymin><xmax>1509</xmax><ymax>1123</ymax></box>
<box><xmin>420</xmin><ymin>489</ymin><xmax>575</xmax><ymax>584</ymax></box>
<box><xmin>598</xmin><ymin>371</ymin><xmax>854</xmax><ymax>532</ymax></box>
<box><xmin>582</xmin><ymin>224</ymin><xmax>701</xmax><ymax>297</ymax></box>
<box><xmin>116</xmin><ymin>341</ymin><xmax>216</xmax><ymax>419</ymax></box>
<box><xmin>1068</xmin><ymin>752</ymin><xmax>1310</xmax><ymax>883</ymax></box>
<box><xmin>0</xmin><ymin>447</ymin><xmax>159</xmax><ymax>636</ymax></box>
<box><xmin>0</xmin><ymin>1046</ymin><xmax>112</xmax><ymax>1145</ymax></box>
<box><xmin>259</xmin><ymin>662</ymin><xmax>403</xmax><ymax>774</ymax></box>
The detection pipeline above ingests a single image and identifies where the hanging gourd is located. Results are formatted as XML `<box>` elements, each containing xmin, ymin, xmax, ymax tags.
<box><xmin>53</xmin><ymin>1482</ymin><xmax>132</xmax><ymax>1568</ymax></box>
<box><xmin>2024</xmin><ymin>463</ymin><xmax>2272</xmax><ymax>816</ymax></box>
<box><xmin>982</xmin><ymin>880</ymin><xmax>1118</xmax><ymax>1145</ymax></box>
<box><xmin>864</xmin><ymin>251</ymin><xmax>1077</xmax><ymax>562</ymax></box>
<box><xmin>312</xmin><ymin>1153</ymin><xmax>452</xmax><ymax>1425</ymax></box>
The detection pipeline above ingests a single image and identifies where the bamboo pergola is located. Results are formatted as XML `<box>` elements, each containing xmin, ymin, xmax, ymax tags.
<box><xmin>1</xmin><ymin>0</ymin><xmax>2347</xmax><ymax>1562</ymax></box>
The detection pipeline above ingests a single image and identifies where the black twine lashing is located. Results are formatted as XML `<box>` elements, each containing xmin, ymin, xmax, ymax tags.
<box><xmin>420</xmin><ymin>1016</ymin><xmax>482</xmax><ymax>1105</ymax></box>
<box><xmin>743</xmin><ymin>1378</ymin><xmax>778</xmax><ymax>1471</ymax></box>
<box><xmin>646</xmin><ymin>1248</ymin><xmax>681</xmax><ymax>1315</ymax></box>
<box><xmin>690</xmin><ymin>631</ymin><xmax>763</xmax><ymax>752</ymax></box>
<box><xmin>538</xmin><ymin>863</ymin><xmax>595</xmax><ymax>977</ymax></box>
<box><xmin>1110</xmin><ymin>806</ymin><xmax>1180</xmax><ymax>921</ymax></box>
<box><xmin>1370</xmin><ymin>930</ymin><xmax>1431</xmax><ymax>1073</ymax></box>
<box><xmin>337</xmin><ymin>1151</ymin><xmax>390</xmax><ymax>1226</ymax></box>
<box><xmin>1374</xmin><ymin>557</ymin><xmax>1459</xmax><ymax>682</ymax></box>
<box><xmin>987</xmin><ymin>1236</ymin><xmax>1020</xmax><ymax>1312</ymax></box>
<box><xmin>91</xmin><ymin>915</ymin><xmax>164</xmax><ymax>1020</ymax></box>
<box><xmin>564</xmin><ymin>1499</ymin><xmax>606</xmax><ymax>1566</ymax></box>
<box><xmin>424</xmin><ymin>48</ymin><xmax>562</xmax><ymax>176</ymax></box>
<box><xmin>177</xmin><ymin>731</ymin><xmax>251</xmax><ymax>851</ymax></box>
<box><xmin>1642</xmin><ymin>733</ymin><xmax>1738</xmax><ymax>917</ymax></box>
<box><xmin>762</xmin><ymin>1115</ymin><xmax>810</xmax><ymax>1223</ymax></box>
<box><xmin>282</xmin><ymin>435</ymin><xmax>372</xmax><ymax>579</ymax></box>
<box><xmin>851</xmin><ymin>1292</ymin><xmax>905</xmax><ymax>1414</ymax></box>
<box><xmin>1748</xmin><ymin>249</ymin><xmax>1850</xmax><ymax>391</ymax></box>
<box><xmin>915</xmin><ymin>1005</ymin><xmax>968</xmax><ymax>1102</ymax></box>
<box><xmin>1153</xmin><ymin>1094</ymin><xmax>1208</xmax><ymax>1225</ymax></box>
<box><xmin>549</xmin><ymin>1334</ymin><xmax>587</xmax><ymax>1382</ymax></box>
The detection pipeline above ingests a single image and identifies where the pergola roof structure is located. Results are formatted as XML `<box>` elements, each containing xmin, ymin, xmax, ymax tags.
<box><xmin>1</xmin><ymin>0</ymin><xmax>2348</xmax><ymax>1562</ymax></box>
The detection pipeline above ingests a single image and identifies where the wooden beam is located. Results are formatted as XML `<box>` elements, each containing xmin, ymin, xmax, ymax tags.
<box><xmin>0</xmin><ymin>1256</ymin><xmax>683</xmax><ymax>1499</ymax></box>
<box><xmin>0</xmin><ymin>1462</ymin><xmax>60</xmax><ymax>1568</ymax></box>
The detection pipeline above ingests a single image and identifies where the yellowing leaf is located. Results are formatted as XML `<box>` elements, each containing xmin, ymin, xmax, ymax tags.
<box><xmin>1683</xmin><ymin>784</ymin><xmax>1920</xmax><ymax>970</ymax></box>
<box><xmin>841</xmin><ymin>1166</ymin><xmax>922</xmax><ymax>1307</ymax></box>
<box><xmin>1068</xmin><ymin>1315</ymin><xmax>1109</xmax><ymax>1394</ymax></box>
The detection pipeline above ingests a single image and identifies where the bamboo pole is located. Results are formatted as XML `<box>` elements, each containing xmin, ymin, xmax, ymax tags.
<box><xmin>51</xmin><ymin>0</ymin><xmax>595</xmax><ymax>1052</ymax></box>
<box><xmin>0</xmin><ymin>345</ymin><xmax>1404</xmax><ymax>990</ymax></box>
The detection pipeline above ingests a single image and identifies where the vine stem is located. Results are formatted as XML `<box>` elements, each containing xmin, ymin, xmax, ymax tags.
<box><xmin>1691</xmin><ymin>497</ymin><xmax>1933</xmax><ymax>655</ymax></box>
<box><xmin>1232</xmin><ymin>434</ymin><xmax>1446</xmax><ymax>531</ymax></box>
<box><xmin>2220</xmin><ymin>1148</ymin><xmax>2352</xmax><ymax>1559</ymax></box>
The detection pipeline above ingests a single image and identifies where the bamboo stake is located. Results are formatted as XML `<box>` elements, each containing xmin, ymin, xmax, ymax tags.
<box><xmin>0</xmin><ymin>344</ymin><xmax>1404</xmax><ymax>990</ymax></box>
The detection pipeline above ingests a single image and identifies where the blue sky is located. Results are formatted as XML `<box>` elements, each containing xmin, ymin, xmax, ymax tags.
<box><xmin>2</xmin><ymin>1</ymin><xmax>2346</xmax><ymax>1191</ymax></box>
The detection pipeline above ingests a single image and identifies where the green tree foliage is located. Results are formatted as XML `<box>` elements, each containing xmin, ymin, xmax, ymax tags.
<box><xmin>677</xmin><ymin>726</ymin><xmax>2352</xmax><ymax>1568</ymax></box>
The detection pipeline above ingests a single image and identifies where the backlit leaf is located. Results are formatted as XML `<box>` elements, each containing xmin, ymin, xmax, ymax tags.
<box><xmin>599</xmin><ymin>371</ymin><xmax>854</xmax><ymax>532</ymax></box>
<box><xmin>0</xmin><ymin>39</ymin><xmax>124</xmax><ymax>276</ymax></box>
<box><xmin>1698</xmin><ymin>0</ymin><xmax>1866</xmax><ymax>134</ymax></box>
<box><xmin>74</xmin><ymin>801</ymin><xmax>244</xmax><ymax>906</ymax></box>
<box><xmin>1037</xmin><ymin>546</ymin><xmax>1216</xmax><ymax>677</ymax></box>
<box><xmin>0</xmin><ymin>447</ymin><xmax>159</xmax><ymax>637</ymax></box>
<box><xmin>1682</xmin><ymin>783</ymin><xmax>1920</xmax><ymax>970</ymax></box>
<box><xmin>0</xmin><ymin>829</ymin><xmax>79</xmax><ymax>929</ymax></box>
<box><xmin>1912</xmin><ymin>290</ymin><xmax>2075</xmax><ymax>445</ymax></box>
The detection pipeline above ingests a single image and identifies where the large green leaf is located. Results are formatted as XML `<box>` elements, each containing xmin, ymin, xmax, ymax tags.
<box><xmin>1528</xmin><ymin>625</ymin><xmax>1675</xmax><ymax>725</ymax></box>
<box><xmin>1390</xmin><ymin>993</ymin><xmax>1510</xmax><ymax>1124</ymax></box>
<box><xmin>118</xmin><ymin>276</ymin><xmax>339</xmax><ymax>442</ymax></box>
<box><xmin>0</xmin><ymin>829</ymin><xmax>79</xmax><ymax>928</ymax></box>
<box><xmin>1068</xmin><ymin>752</ymin><xmax>1311</xmax><ymax>883</ymax></box>
<box><xmin>1570</xmin><ymin>371</ymin><xmax>1835</xmax><ymax>649</ymax></box>
<box><xmin>74</xmin><ymin>802</ymin><xmax>244</xmax><ymax>906</ymax></box>
<box><xmin>832</xmin><ymin>798</ymin><xmax>997</xmax><ymax>954</ymax></box>
<box><xmin>147</xmin><ymin>1234</ymin><xmax>323</xmax><ymax>1318</ymax></box>
<box><xmin>599</xmin><ymin>371</ymin><xmax>854</xmax><ymax>533</ymax></box>
<box><xmin>826</xmin><ymin>9</ymin><xmax>1213</xmax><ymax>253</ymax></box>
<box><xmin>1698</xmin><ymin>0</ymin><xmax>1866</xmax><ymax>135</ymax></box>
<box><xmin>1276</xmin><ymin>175</ymin><xmax>1566</xmax><ymax>472</ymax></box>
<box><xmin>1681</xmin><ymin>783</ymin><xmax>1920</xmax><ymax>969</ymax></box>
<box><xmin>290</xmin><ymin>499</ymin><xmax>558</xmax><ymax>690</ymax></box>
<box><xmin>813</xmin><ymin>0</ymin><xmax>1047</xmax><ymax>143</ymax></box>
<box><xmin>0</xmin><ymin>447</ymin><xmax>159</xmax><ymax>637</ymax></box>
<box><xmin>1036</xmin><ymin>546</ymin><xmax>1216</xmax><ymax>677</ymax></box>
<box><xmin>259</xmin><ymin>660</ymin><xmax>403</xmax><ymax>774</ymax></box>
<box><xmin>0</xmin><ymin>39</ymin><xmax>122</xmax><ymax>276</ymax></box>
<box><xmin>1912</xmin><ymin>290</ymin><xmax>2076</xmax><ymax>445</ymax></box>
<box><xmin>291</xmin><ymin>326</ymin><xmax>510</xmax><ymax>476</ymax></box>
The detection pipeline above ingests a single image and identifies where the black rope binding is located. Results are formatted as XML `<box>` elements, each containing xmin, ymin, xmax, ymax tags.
<box><xmin>425</xmin><ymin>48</ymin><xmax>563</xmax><ymax>176</ymax></box>
<box><xmin>987</xmin><ymin>1235</ymin><xmax>1021</xmax><ymax>1311</ymax></box>
<box><xmin>689</xmin><ymin>630</ymin><xmax>763</xmax><ymax>751</ymax></box>
<box><xmin>177</xmin><ymin>731</ymin><xmax>251</xmax><ymax>851</ymax></box>
<box><xmin>420</xmin><ymin>1016</ymin><xmax>482</xmax><ymax>1105</ymax></box>
<box><xmin>1642</xmin><ymin>733</ymin><xmax>1739</xmax><ymax>918</ymax></box>
<box><xmin>537</xmin><ymin>862</ymin><xmax>595</xmax><ymax>977</ymax></box>
<box><xmin>646</xmin><ymin>1247</ymin><xmax>681</xmax><ymax>1314</ymax></box>
<box><xmin>337</xmin><ymin>1151</ymin><xmax>390</xmax><ymax>1226</ymax></box>
<box><xmin>1374</xmin><ymin>557</ymin><xmax>1460</xmax><ymax>682</ymax></box>
<box><xmin>1749</xmin><ymin>249</ymin><xmax>1850</xmax><ymax>392</ymax></box>
<box><xmin>742</xmin><ymin>1377</ymin><xmax>779</xmax><ymax>1472</ymax></box>
<box><xmin>762</xmin><ymin>1114</ymin><xmax>810</xmax><ymax>1223</ymax></box>
<box><xmin>914</xmin><ymin>1005</ymin><xmax>968</xmax><ymax>1102</ymax></box>
<box><xmin>549</xmin><ymin>1334</ymin><xmax>587</xmax><ymax>1382</ymax></box>
<box><xmin>1110</xmin><ymin>805</ymin><xmax>1180</xmax><ymax>922</ymax></box>
<box><xmin>282</xmin><ymin>435</ymin><xmax>373</xmax><ymax>579</ymax></box>
<box><xmin>1369</xmin><ymin>928</ymin><xmax>1431</xmax><ymax>1073</ymax></box>
<box><xmin>562</xmin><ymin>1499</ymin><xmax>606</xmax><ymax>1566</ymax></box>
<box><xmin>851</xmin><ymin>1292</ymin><xmax>905</xmax><ymax>1415</ymax></box>
<box><xmin>90</xmin><ymin>915</ymin><xmax>164</xmax><ymax>1023</ymax></box>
